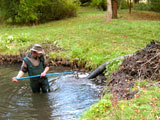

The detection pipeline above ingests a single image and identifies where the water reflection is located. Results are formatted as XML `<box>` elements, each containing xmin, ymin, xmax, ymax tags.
<box><xmin>29</xmin><ymin>94</ymin><xmax>52</xmax><ymax>120</ymax></box>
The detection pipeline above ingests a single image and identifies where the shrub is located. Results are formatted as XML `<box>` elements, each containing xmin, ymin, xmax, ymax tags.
<box><xmin>0</xmin><ymin>0</ymin><xmax>79</xmax><ymax>24</ymax></box>
<box><xmin>38</xmin><ymin>0</ymin><xmax>78</xmax><ymax>23</ymax></box>
<box><xmin>134</xmin><ymin>0</ymin><xmax>160</xmax><ymax>12</ymax></box>
<box><xmin>15</xmin><ymin>0</ymin><xmax>42</xmax><ymax>24</ymax></box>
<box><xmin>134</xmin><ymin>3</ymin><xmax>151</xmax><ymax>11</ymax></box>
<box><xmin>79</xmin><ymin>0</ymin><xmax>91</xmax><ymax>4</ymax></box>
<box><xmin>0</xmin><ymin>0</ymin><xmax>19</xmax><ymax>23</ymax></box>
<box><xmin>90</xmin><ymin>0</ymin><xmax>107</xmax><ymax>11</ymax></box>
<box><xmin>120</xmin><ymin>0</ymin><xmax>128</xmax><ymax>9</ymax></box>
<box><xmin>150</xmin><ymin>0</ymin><xmax>160</xmax><ymax>12</ymax></box>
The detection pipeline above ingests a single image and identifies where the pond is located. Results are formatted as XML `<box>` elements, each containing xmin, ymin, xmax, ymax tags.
<box><xmin>0</xmin><ymin>65</ymin><xmax>104</xmax><ymax>120</ymax></box>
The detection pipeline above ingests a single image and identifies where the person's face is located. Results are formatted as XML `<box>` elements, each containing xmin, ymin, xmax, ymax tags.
<box><xmin>32</xmin><ymin>51</ymin><xmax>42</xmax><ymax>57</ymax></box>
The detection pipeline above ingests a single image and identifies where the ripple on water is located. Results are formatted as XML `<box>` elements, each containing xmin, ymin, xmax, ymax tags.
<box><xmin>0</xmin><ymin>66</ymin><xmax>105</xmax><ymax>120</ymax></box>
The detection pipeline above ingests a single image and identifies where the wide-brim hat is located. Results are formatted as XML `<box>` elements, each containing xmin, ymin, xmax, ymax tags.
<box><xmin>30</xmin><ymin>44</ymin><xmax>44</xmax><ymax>54</ymax></box>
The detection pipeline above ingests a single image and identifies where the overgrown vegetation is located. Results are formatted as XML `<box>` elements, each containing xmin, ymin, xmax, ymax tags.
<box><xmin>150</xmin><ymin>0</ymin><xmax>160</xmax><ymax>12</ymax></box>
<box><xmin>105</xmin><ymin>58</ymin><xmax>123</xmax><ymax>80</ymax></box>
<box><xmin>133</xmin><ymin>0</ymin><xmax>160</xmax><ymax>12</ymax></box>
<box><xmin>0</xmin><ymin>0</ymin><xmax>79</xmax><ymax>24</ymax></box>
<box><xmin>90</xmin><ymin>0</ymin><xmax>107</xmax><ymax>11</ymax></box>
<box><xmin>0</xmin><ymin>34</ymin><xmax>31</xmax><ymax>54</ymax></box>
<box><xmin>80</xmin><ymin>80</ymin><xmax>160</xmax><ymax>120</ymax></box>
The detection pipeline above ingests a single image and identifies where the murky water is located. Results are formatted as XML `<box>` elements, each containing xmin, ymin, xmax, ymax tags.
<box><xmin>0</xmin><ymin>65</ymin><xmax>104</xmax><ymax>120</ymax></box>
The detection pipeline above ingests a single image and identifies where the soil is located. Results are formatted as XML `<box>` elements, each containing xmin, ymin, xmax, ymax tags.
<box><xmin>0</xmin><ymin>44</ymin><xmax>86</xmax><ymax>71</ymax></box>
<box><xmin>108</xmin><ymin>41</ymin><xmax>160</xmax><ymax>100</ymax></box>
<box><xmin>120</xmin><ymin>11</ymin><xmax>160</xmax><ymax>21</ymax></box>
<box><xmin>0</xmin><ymin>54</ymin><xmax>22</xmax><ymax>64</ymax></box>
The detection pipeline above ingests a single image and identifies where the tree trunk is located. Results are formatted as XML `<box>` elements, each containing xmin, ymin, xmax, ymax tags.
<box><xmin>107</xmin><ymin>0</ymin><xmax>112</xmax><ymax>23</ymax></box>
<box><xmin>133</xmin><ymin>0</ymin><xmax>135</xmax><ymax>9</ymax></box>
<box><xmin>119</xmin><ymin>0</ymin><xmax>123</xmax><ymax>10</ymax></box>
<box><xmin>112</xmin><ymin>0</ymin><xmax>118</xmax><ymax>19</ymax></box>
<box><xmin>128</xmin><ymin>0</ymin><xmax>132</xmax><ymax>14</ymax></box>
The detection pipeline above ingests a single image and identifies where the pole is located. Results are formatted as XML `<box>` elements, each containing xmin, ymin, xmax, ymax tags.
<box><xmin>17</xmin><ymin>72</ymin><xmax>73</xmax><ymax>80</ymax></box>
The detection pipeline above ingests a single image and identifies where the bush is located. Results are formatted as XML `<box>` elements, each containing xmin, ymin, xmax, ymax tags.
<box><xmin>15</xmin><ymin>0</ymin><xmax>41</xmax><ymax>24</ymax></box>
<box><xmin>90</xmin><ymin>0</ymin><xmax>107</xmax><ymax>11</ymax></box>
<box><xmin>0</xmin><ymin>0</ymin><xmax>19</xmax><ymax>23</ymax></box>
<box><xmin>0</xmin><ymin>0</ymin><xmax>79</xmax><ymax>24</ymax></box>
<box><xmin>120</xmin><ymin>0</ymin><xmax>128</xmax><ymax>9</ymax></box>
<box><xmin>79</xmin><ymin>0</ymin><xmax>91</xmax><ymax>5</ymax></box>
<box><xmin>150</xmin><ymin>0</ymin><xmax>160</xmax><ymax>12</ymax></box>
<box><xmin>134</xmin><ymin>3</ymin><xmax>151</xmax><ymax>11</ymax></box>
<box><xmin>38</xmin><ymin>0</ymin><xmax>78</xmax><ymax>23</ymax></box>
<box><xmin>134</xmin><ymin>0</ymin><xmax>160</xmax><ymax>12</ymax></box>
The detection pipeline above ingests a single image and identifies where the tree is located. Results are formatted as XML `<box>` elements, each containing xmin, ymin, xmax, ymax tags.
<box><xmin>107</xmin><ymin>0</ymin><xmax>112</xmax><ymax>23</ymax></box>
<box><xmin>128</xmin><ymin>0</ymin><xmax>132</xmax><ymax>14</ymax></box>
<box><xmin>112</xmin><ymin>0</ymin><xmax>118</xmax><ymax>18</ymax></box>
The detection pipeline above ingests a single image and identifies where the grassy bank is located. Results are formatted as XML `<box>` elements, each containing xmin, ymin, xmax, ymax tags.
<box><xmin>80</xmin><ymin>80</ymin><xmax>160</xmax><ymax>120</ymax></box>
<box><xmin>0</xmin><ymin>8</ymin><xmax>160</xmax><ymax>69</ymax></box>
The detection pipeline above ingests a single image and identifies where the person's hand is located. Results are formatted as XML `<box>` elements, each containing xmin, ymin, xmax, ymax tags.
<box><xmin>41</xmin><ymin>72</ymin><xmax>46</xmax><ymax>78</ymax></box>
<box><xmin>12</xmin><ymin>77</ymin><xmax>18</xmax><ymax>82</ymax></box>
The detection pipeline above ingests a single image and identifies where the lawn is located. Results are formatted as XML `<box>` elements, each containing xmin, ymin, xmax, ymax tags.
<box><xmin>0</xmin><ymin>8</ymin><xmax>160</xmax><ymax>69</ymax></box>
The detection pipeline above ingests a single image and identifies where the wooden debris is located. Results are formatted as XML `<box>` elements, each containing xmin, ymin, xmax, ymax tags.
<box><xmin>108</xmin><ymin>41</ymin><xmax>160</xmax><ymax>100</ymax></box>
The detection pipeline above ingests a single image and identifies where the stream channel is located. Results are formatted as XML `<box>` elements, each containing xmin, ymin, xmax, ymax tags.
<box><xmin>0</xmin><ymin>65</ymin><xmax>105</xmax><ymax>120</ymax></box>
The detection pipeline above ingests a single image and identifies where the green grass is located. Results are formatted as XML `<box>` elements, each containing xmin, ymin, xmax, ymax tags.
<box><xmin>80</xmin><ymin>81</ymin><xmax>160</xmax><ymax>120</ymax></box>
<box><xmin>0</xmin><ymin>8</ymin><xmax>160</xmax><ymax>69</ymax></box>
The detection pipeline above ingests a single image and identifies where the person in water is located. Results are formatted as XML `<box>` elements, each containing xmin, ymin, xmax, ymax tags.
<box><xmin>12</xmin><ymin>44</ymin><xmax>50</xmax><ymax>93</ymax></box>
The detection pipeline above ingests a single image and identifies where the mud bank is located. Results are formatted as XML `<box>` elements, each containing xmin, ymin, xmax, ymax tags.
<box><xmin>0</xmin><ymin>54</ymin><xmax>87</xmax><ymax>71</ymax></box>
<box><xmin>0</xmin><ymin>54</ymin><xmax>22</xmax><ymax>64</ymax></box>
<box><xmin>0</xmin><ymin>44</ymin><xmax>87</xmax><ymax>71</ymax></box>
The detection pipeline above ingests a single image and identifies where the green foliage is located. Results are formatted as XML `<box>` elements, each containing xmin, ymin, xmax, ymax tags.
<box><xmin>1</xmin><ymin>34</ymin><xmax>30</xmax><ymax>44</ymax></box>
<box><xmin>135</xmin><ymin>0</ymin><xmax>160</xmax><ymax>12</ymax></box>
<box><xmin>105</xmin><ymin>53</ymin><xmax>123</xmax><ymax>79</ymax></box>
<box><xmin>0</xmin><ymin>34</ymin><xmax>31</xmax><ymax>53</ymax></box>
<box><xmin>120</xmin><ymin>0</ymin><xmax>128</xmax><ymax>9</ymax></box>
<box><xmin>0</xmin><ymin>0</ymin><xmax>19</xmax><ymax>22</ymax></box>
<box><xmin>134</xmin><ymin>3</ymin><xmax>151</xmax><ymax>11</ymax></box>
<box><xmin>150</xmin><ymin>0</ymin><xmax>160</xmax><ymax>12</ymax></box>
<box><xmin>0</xmin><ymin>0</ymin><xmax>79</xmax><ymax>24</ymax></box>
<box><xmin>80</xmin><ymin>0</ymin><xmax>91</xmax><ymax>4</ymax></box>
<box><xmin>135</xmin><ymin>80</ymin><xmax>149</xmax><ymax>88</ymax></box>
<box><xmin>90</xmin><ymin>0</ymin><xmax>107</xmax><ymax>11</ymax></box>
<box><xmin>15</xmin><ymin>0</ymin><xmax>43</xmax><ymax>23</ymax></box>
<box><xmin>79</xmin><ymin>0</ymin><xmax>91</xmax><ymax>6</ymax></box>
<box><xmin>80</xmin><ymin>94</ymin><xmax>112</xmax><ymax>120</ymax></box>
<box><xmin>39</xmin><ymin>0</ymin><xmax>79</xmax><ymax>22</ymax></box>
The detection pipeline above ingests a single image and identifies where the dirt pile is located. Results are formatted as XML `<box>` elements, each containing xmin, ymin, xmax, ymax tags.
<box><xmin>108</xmin><ymin>41</ymin><xmax>160</xmax><ymax>100</ymax></box>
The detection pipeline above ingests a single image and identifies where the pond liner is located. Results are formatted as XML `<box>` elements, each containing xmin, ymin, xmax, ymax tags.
<box><xmin>86</xmin><ymin>54</ymin><xmax>133</xmax><ymax>79</ymax></box>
